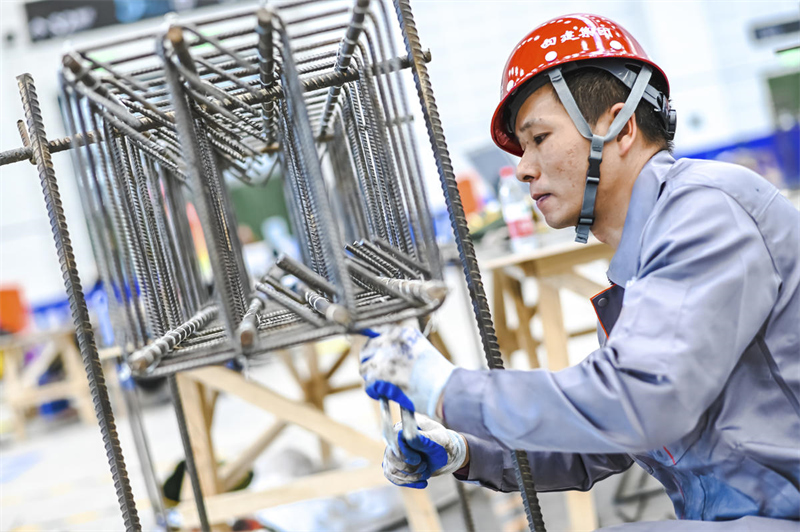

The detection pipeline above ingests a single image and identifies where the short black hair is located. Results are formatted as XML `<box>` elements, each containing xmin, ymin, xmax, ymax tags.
<box><xmin>553</xmin><ymin>67</ymin><xmax>674</xmax><ymax>153</ymax></box>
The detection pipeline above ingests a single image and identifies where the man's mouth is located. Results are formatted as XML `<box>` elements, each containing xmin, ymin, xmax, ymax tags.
<box><xmin>533</xmin><ymin>193</ymin><xmax>551</xmax><ymax>207</ymax></box>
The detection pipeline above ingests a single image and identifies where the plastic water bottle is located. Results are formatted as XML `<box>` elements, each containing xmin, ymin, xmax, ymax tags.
<box><xmin>498</xmin><ymin>166</ymin><xmax>537</xmax><ymax>253</ymax></box>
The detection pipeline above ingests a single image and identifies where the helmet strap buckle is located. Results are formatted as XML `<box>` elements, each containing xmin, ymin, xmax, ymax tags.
<box><xmin>575</xmin><ymin>135</ymin><xmax>604</xmax><ymax>244</ymax></box>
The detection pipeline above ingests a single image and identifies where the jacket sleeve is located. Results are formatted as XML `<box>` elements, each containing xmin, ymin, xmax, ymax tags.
<box><xmin>458</xmin><ymin>432</ymin><xmax>633</xmax><ymax>492</ymax></box>
<box><xmin>442</xmin><ymin>185</ymin><xmax>781</xmax><ymax>454</ymax></box>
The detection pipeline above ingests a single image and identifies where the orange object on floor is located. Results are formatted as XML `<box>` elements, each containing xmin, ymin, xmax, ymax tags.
<box><xmin>0</xmin><ymin>286</ymin><xmax>27</xmax><ymax>333</ymax></box>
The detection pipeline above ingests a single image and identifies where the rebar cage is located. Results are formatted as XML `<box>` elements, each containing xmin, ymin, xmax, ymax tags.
<box><xmin>6</xmin><ymin>0</ymin><xmax>547</xmax><ymax>529</ymax></box>
<box><xmin>57</xmin><ymin>0</ymin><xmax>447</xmax><ymax>378</ymax></box>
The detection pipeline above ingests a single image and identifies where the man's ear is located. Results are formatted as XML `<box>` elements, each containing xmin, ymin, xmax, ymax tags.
<box><xmin>609</xmin><ymin>102</ymin><xmax>637</xmax><ymax>156</ymax></box>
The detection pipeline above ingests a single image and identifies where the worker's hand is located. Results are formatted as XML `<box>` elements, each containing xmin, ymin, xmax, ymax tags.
<box><xmin>383</xmin><ymin>417</ymin><xmax>468</xmax><ymax>489</ymax></box>
<box><xmin>359</xmin><ymin>327</ymin><xmax>455</xmax><ymax>420</ymax></box>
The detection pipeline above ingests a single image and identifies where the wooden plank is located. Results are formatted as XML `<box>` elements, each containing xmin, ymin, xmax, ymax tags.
<box><xmin>565</xmin><ymin>491</ymin><xmax>598</xmax><ymax>531</ymax></box>
<box><xmin>61</xmin><ymin>337</ymin><xmax>96</xmax><ymax>425</ymax></box>
<box><xmin>492</xmin><ymin>270</ymin><xmax>519</xmax><ymax>357</ymax></box>
<box><xmin>481</xmin><ymin>238</ymin><xmax>610</xmax><ymax>272</ymax></box>
<box><xmin>347</xmin><ymin>334</ymin><xmax>368</xmax><ymax>360</ymax></box>
<box><xmin>98</xmin><ymin>346</ymin><xmax>123</xmax><ymax>361</ymax></box>
<box><xmin>536</xmin><ymin>281</ymin><xmax>570</xmax><ymax>372</ymax></box>
<box><xmin>3</xmin><ymin>346</ymin><xmax>27</xmax><ymax>440</ymax></box>
<box><xmin>323</xmin><ymin>346</ymin><xmax>351</xmax><ymax>380</ymax></box>
<box><xmin>569</xmin><ymin>325</ymin><xmax>602</xmax><ymax>339</ymax></box>
<box><xmin>536</xmin><ymin>282</ymin><xmax>599</xmax><ymax>530</ymax></box>
<box><xmin>203</xmin><ymin>390</ymin><xmax>219</xmax><ymax>433</ymax></box>
<box><xmin>187</xmin><ymin>366</ymin><xmax>384</xmax><ymax>461</ymax></box>
<box><xmin>400</xmin><ymin>489</ymin><xmax>443</xmax><ymax>532</ymax></box>
<box><xmin>427</xmin><ymin>328</ymin><xmax>453</xmax><ymax>363</ymax></box>
<box><xmin>548</xmin><ymin>270</ymin><xmax>608</xmax><ymax>299</ymax></box>
<box><xmin>20</xmin><ymin>340</ymin><xmax>59</xmax><ymax>388</ymax></box>
<box><xmin>507</xmin><ymin>275</ymin><xmax>540</xmax><ymax>368</ymax></box>
<box><xmin>524</xmin><ymin>243</ymin><xmax>613</xmax><ymax>278</ymax></box>
<box><xmin>327</xmin><ymin>382</ymin><xmax>362</xmax><ymax>395</ymax></box>
<box><xmin>177</xmin><ymin>466</ymin><xmax>388</xmax><ymax>528</ymax></box>
<box><xmin>277</xmin><ymin>349</ymin><xmax>304</xmax><ymax>388</ymax></box>
<box><xmin>10</xmin><ymin>380</ymin><xmax>77</xmax><ymax>406</ymax></box>
<box><xmin>176</xmin><ymin>374</ymin><xmax>220</xmax><ymax>498</ymax></box>
<box><xmin>0</xmin><ymin>327</ymin><xmax>73</xmax><ymax>349</ymax></box>
<box><xmin>303</xmin><ymin>344</ymin><xmax>332</xmax><ymax>465</ymax></box>
<box><xmin>219</xmin><ymin>421</ymin><xmax>288</xmax><ymax>492</ymax></box>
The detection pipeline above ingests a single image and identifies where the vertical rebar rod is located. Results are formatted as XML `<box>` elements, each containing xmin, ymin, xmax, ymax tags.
<box><xmin>356</xmin><ymin>29</ymin><xmax>424</xmax><ymax>262</ymax></box>
<box><xmin>120</xmin><ymin>374</ymin><xmax>168</xmax><ymax>528</ymax></box>
<box><xmin>275</xmin><ymin>14</ymin><xmax>356</xmax><ymax>311</ymax></box>
<box><xmin>117</xmin><ymin>138</ymin><xmax>163</xmax><ymax>338</ymax></box>
<box><xmin>328</xmin><ymin>116</ymin><xmax>370</xmax><ymax>242</ymax></box>
<box><xmin>58</xmin><ymin>79</ymin><xmax>128</xmax><ymax>346</ymax></box>
<box><xmin>257</xmin><ymin>7</ymin><xmax>276</xmax><ymax>143</ymax></box>
<box><xmin>351</xmin><ymin>51</ymin><xmax>412</xmax><ymax>255</ymax></box>
<box><xmin>161</xmin><ymin>163</ymin><xmax>206</xmax><ymax>312</ymax></box>
<box><xmin>168</xmin><ymin>376</ymin><xmax>211</xmax><ymax>532</ymax></box>
<box><xmin>391</xmin><ymin>2</ymin><xmax>546</xmax><ymax>531</ymax></box>
<box><xmin>340</xmin><ymin>93</ymin><xmax>386</xmax><ymax>240</ymax></box>
<box><xmin>17</xmin><ymin>72</ymin><xmax>141</xmax><ymax>532</ymax></box>
<box><xmin>160</xmin><ymin>29</ymin><xmax>242</xmax><ymax>338</ymax></box>
<box><xmin>366</xmin><ymin>7</ymin><xmax>442</xmax><ymax>278</ymax></box>
<box><xmin>455</xmin><ymin>480</ymin><xmax>476</xmax><ymax>532</ymax></box>
<box><xmin>100</xmin><ymin>117</ymin><xmax>150</xmax><ymax>344</ymax></box>
<box><xmin>318</xmin><ymin>0</ymin><xmax>370</xmax><ymax>136</ymax></box>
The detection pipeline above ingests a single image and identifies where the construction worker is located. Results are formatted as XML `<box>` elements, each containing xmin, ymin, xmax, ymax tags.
<box><xmin>360</xmin><ymin>14</ymin><xmax>800</xmax><ymax>531</ymax></box>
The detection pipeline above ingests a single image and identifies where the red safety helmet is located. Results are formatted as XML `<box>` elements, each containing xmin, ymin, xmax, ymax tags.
<box><xmin>491</xmin><ymin>14</ymin><xmax>672</xmax><ymax>157</ymax></box>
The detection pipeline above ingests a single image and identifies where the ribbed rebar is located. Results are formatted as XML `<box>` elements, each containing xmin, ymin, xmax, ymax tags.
<box><xmin>318</xmin><ymin>0</ymin><xmax>370</xmax><ymax>136</ymax></box>
<box><xmin>129</xmin><ymin>305</ymin><xmax>218</xmax><ymax>374</ymax></box>
<box><xmin>238</xmin><ymin>296</ymin><xmax>265</xmax><ymax>348</ymax></box>
<box><xmin>168</xmin><ymin>376</ymin><xmax>211</xmax><ymax>532</ymax></box>
<box><xmin>257</xmin><ymin>8</ymin><xmax>276</xmax><ymax>143</ymax></box>
<box><xmin>392</xmin><ymin>1</ymin><xmax>546</xmax><ymax>530</ymax></box>
<box><xmin>17</xmin><ymin>73</ymin><xmax>141</xmax><ymax>532</ymax></box>
<box><xmin>2</xmin><ymin>53</ymin><xmax>429</xmax><ymax>167</ymax></box>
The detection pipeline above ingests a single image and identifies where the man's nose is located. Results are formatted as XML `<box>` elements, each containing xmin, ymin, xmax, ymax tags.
<box><xmin>516</xmin><ymin>154</ymin><xmax>540</xmax><ymax>183</ymax></box>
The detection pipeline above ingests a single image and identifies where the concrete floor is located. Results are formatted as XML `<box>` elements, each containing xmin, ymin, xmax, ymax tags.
<box><xmin>1</xmin><ymin>255</ymin><xmax>676</xmax><ymax>531</ymax></box>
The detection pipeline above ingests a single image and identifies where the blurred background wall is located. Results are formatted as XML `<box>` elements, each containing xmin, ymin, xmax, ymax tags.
<box><xmin>1</xmin><ymin>0</ymin><xmax>798</xmax><ymax>308</ymax></box>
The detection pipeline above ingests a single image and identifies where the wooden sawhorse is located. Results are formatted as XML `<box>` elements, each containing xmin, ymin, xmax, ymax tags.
<box><xmin>483</xmin><ymin>238</ymin><xmax>614</xmax><ymax>532</ymax></box>
<box><xmin>172</xmin><ymin>337</ymin><xmax>442</xmax><ymax>531</ymax></box>
<box><xmin>0</xmin><ymin>328</ymin><xmax>95</xmax><ymax>440</ymax></box>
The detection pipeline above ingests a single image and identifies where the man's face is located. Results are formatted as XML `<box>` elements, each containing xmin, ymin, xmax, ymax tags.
<box><xmin>513</xmin><ymin>85</ymin><xmax>589</xmax><ymax>229</ymax></box>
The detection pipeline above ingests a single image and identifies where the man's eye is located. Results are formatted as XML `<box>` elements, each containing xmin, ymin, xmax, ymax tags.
<box><xmin>533</xmin><ymin>134</ymin><xmax>548</xmax><ymax>145</ymax></box>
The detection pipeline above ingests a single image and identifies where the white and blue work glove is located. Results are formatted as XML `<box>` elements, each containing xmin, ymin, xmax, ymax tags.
<box><xmin>383</xmin><ymin>417</ymin><xmax>467</xmax><ymax>489</ymax></box>
<box><xmin>359</xmin><ymin>327</ymin><xmax>455</xmax><ymax>420</ymax></box>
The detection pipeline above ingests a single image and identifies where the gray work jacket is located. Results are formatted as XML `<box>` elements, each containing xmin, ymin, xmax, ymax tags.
<box><xmin>443</xmin><ymin>151</ymin><xmax>800</xmax><ymax>524</ymax></box>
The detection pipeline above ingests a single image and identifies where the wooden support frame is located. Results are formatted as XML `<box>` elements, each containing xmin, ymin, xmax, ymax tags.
<box><xmin>218</xmin><ymin>421</ymin><xmax>287</xmax><ymax>492</ymax></box>
<box><xmin>483</xmin><ymin>238</ymin><xmax>614</xmax><ymax>532</ymax></box>
<box><xmin>172</xmin><ymin>341</ymin><xmax>442</xmax><ymax>531</ymax></box>
<box><xmin>1</xmin><ymin>330</ymin><xmax>95</xmax><ymax>440</ymax></box>
<box><xmin>179</xmin><ymin>465</ymin><xmax>388</xmax><ymax>528</ymax></box>
<box><xmin>492</xmin><ymin>268</ymin><xmax>540</xmax><ymax>368</ymax></box>
<box><xmin>176</xmin><ymin>374</ymin><xmax>221</xmax><ymax>500</ymax></box>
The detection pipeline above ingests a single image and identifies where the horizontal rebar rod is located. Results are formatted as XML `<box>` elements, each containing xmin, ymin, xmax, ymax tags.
<box><xmin>0</xmin><ymin>51</ymin><xmax>429</xmax><ymax>167</ymax></box>
<box><xmin>128</xmin><ymin>306</ymin><xmax>218</xmax><ymax>374</ymax></box>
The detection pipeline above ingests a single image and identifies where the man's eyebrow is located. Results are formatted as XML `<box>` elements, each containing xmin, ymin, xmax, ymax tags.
<box><xmin>517</xmin><ymin>118</ymin><xmax>544</xmax><ymax>135</ymax></box>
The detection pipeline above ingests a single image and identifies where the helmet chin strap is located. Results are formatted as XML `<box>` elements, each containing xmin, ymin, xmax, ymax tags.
<box><xmin>547</xmin><ymin>64</ymin><xmax>653</xmax><ymax>244</ymax></box>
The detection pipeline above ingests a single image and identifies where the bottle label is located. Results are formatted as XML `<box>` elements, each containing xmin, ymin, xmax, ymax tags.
<box><xmin>507</xmin><ymin>217</ymin><xmax>535</xmax><ymax>239</ymax></box>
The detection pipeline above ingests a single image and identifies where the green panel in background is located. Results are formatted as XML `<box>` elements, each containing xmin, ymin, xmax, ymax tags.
<box><xmin>228</xmin><ymin>174</ymin><xmax>291</xmax><ymax>242</ymax></box>
<box><xmin>768</xmin><ymin>70</ymin><xmax>800</xmax><ymax>117</ymax></box>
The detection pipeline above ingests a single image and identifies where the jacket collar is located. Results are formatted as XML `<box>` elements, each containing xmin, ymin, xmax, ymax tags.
<box><xmin>606</xmin><ymin>150</ymin><xmax>676</xmax><ymax>286</ymax></box>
